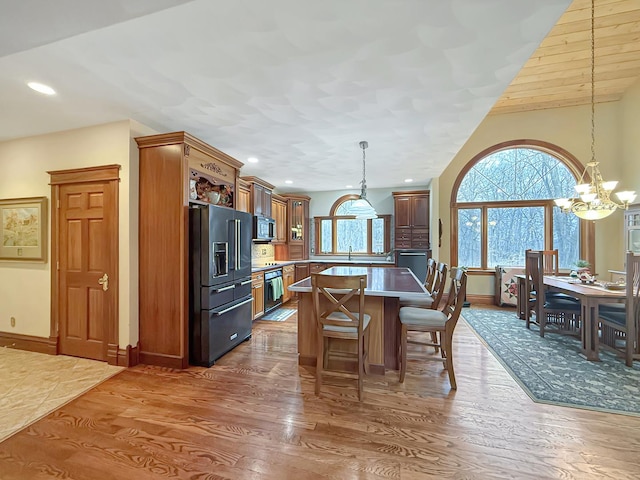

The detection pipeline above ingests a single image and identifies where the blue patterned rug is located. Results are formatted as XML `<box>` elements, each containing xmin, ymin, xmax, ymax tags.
<box><xmin>462</xmin><ymin>308</ymin><xmax>640</xmax><ymax>416</ymax></box>
<box><xmin>260</xmin><ymin>308</ymin><xmax>296</xmax><ymax>322</ymax></box>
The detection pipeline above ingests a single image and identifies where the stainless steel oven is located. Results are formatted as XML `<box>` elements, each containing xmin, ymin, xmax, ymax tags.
<box><xmin>264</xmin><ymin>268</ymin><xmax>284</xmax><ymax>313</ymax></box>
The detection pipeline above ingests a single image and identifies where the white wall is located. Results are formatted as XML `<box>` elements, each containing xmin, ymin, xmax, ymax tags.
<box><xmin>0</xmin><ymin>120</ymin><xmax>153</xmax><ymax>348</ymax></box>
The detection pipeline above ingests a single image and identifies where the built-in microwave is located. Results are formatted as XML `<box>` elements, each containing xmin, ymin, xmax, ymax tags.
<box><xmin>253</xmin><ymin>215</ymin><xmax>275</xmax><ymax>241</ymax></box>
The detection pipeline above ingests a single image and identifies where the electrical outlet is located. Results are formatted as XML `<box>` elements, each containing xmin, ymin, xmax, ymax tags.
<box><xmin>10</xmin><ymin>317</ymin><xmax>16</xmax><ymax>327</ymax></box>
<box><xmin>261</xmin><ymin>248</ymin><xmax>267</xmax><ymax>255</ymax></box>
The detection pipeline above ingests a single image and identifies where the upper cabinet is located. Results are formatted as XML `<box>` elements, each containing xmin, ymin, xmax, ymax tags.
<box><xmin>393</xmin><ymin>191</ymin><xmax>430</xmax><ymax>250</ymax></box>
<box><xmin>271</xmin><ymin>193</ymin><xmax>288</xmax><ymax>244</ymax></box>
<box><xmin>236</xmin><ymin>177</ymin><xmax>251</xmax><ymax>213</ymax></box>
<box><xmin>625</xmin><ymin>203</ymin><xmax>640</xmax><ymax>257</ymax></box>
<box><xmin>241</xmin><ymin>176</ymin><xmax>274</xmax><ymax>218</ymax></box>
<box><xmin>274</xmin><ymin>194</ymin><xmax>310</xmax><ymax>261</ymax></box>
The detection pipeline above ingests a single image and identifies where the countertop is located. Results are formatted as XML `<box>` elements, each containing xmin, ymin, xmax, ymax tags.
<box><xmin>288</xmin><ymin>266</ymin><xmax>429</xmax><ymax>299</ymax></box>
<box><xmin>251</xmin><ymin>259</ymin><xmax>395</xmax><ymax>273</ymax></box>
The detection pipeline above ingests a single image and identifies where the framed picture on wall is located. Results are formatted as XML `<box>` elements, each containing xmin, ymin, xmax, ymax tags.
<box><xmin>0</xmin><ymin>197</ymin><xmax>47</xmax><ymax>262</ymax></box>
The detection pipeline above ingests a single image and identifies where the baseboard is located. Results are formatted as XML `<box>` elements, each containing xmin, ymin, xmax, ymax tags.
<box><xmin>0</xmin><ymin>332</ymin><xmax>57</xmax><ymax>355</ymax></box>
<box><xmin>139</xmin><ymin>351</ymin><xmax>188</xmax><ymax>369</ymax></box>
<box><xmin>118</xmin><ymin>343</ymin><xmax>140</xmax><ymax>367</ymax></box>
<box><xmin>465</xmin><ymin>294</ymin><xmax>494</xmax><ymax>305</ymax></box>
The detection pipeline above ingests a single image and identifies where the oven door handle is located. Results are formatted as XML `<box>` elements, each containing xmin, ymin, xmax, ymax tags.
<box><xmin>212</xmin><ymin>297</ymin><xmax>252</xmax><ymax>316</ymax></box>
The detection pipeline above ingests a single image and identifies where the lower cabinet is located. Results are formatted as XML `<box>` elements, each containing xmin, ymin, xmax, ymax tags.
<box><xmin>283</xmin><ymin>265</ymin><xmax>295</xmax><ymax>303</ymax></box>
<box><xmin>310</xmin><ymin>263</ymin><xmax>332</xmax><ymax>274</ymax></box>
<box><xmin>251</xmin><ymin>271</ymin><xmax>264</xmax><ymax>320</ymax></box>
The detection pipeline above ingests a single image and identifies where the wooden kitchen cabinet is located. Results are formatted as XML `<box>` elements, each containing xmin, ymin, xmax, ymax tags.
<box><xmin>271</xmin><ymin>194</ymin><xmax>288</xmax><ymax>244</ymax></box>
<box><xmin>274</xmin><ymin>194</ymin><xmax>310</xmax><ymax>261</ymax></box>
<box><xmin>294</xmin><ymin>263</ymin><xmax>310</xmax><ymax>282</ymax></box>
<box><xmin>252</xmin><ymin>271</ymin><xmax>265</xmax><ymax>320</ymax></box>
<box><xmin>242</xmin><ymin>176</ymin><xmax>274</xmax><ymax>218</ymax></box>
<box><xmin>236</xmin><ymin>177</ymin><xmax>251</xmax><ymax>213</ymax></box>
<box><xmin>135</xmin><ymin>131</ymin><xmax>242</xmax><ymax>368</ymax></box>
<box><xmin>282</xmin><ymin>264</ymin><xmax>295</xmax><ymax>303</ymax></box>
<box><xmin>310</xmin><ymin>263</ymin><xmax>332</xmax><ymax>274</ymax></box>
<box><xmin>392</xmin><ymin>191</ymin><xmax>430</xmax><ymax>249</ymax></box>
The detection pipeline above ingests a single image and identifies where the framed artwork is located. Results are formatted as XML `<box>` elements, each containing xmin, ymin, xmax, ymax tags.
<box><xmin>0</xmin><ymin>197</ymin><xmax>47</xmax><ymax>262</ymax></box>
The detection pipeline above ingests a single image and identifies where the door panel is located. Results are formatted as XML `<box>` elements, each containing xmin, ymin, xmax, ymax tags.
<box><xmin>58</xmin><ymin>182</ymin><xmax>116</xmax><ymax>361</ymax></box>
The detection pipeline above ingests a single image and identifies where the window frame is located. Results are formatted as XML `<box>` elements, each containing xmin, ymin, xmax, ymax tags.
<box><xmin>450</xmin><ymin>140</ymin><xmax>595</xmax><ymax>273</ymax></box>
<box><xmin>314</xmin><ymin>194</ymin><xmax>391</xmax><ymax>256</ymax></box>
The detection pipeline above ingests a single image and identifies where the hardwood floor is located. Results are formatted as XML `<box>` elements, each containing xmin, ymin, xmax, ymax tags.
<box><xmin>1</xmin><ymin>305</ymin><xmax>640</xmax><ymax>479</ymax></box>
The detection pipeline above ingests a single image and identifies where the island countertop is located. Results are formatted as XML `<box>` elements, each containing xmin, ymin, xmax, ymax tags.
<box><xmin>288</xmin><ymin>266</ymin><xmax>429</xmax><ymax>300</ymax></box>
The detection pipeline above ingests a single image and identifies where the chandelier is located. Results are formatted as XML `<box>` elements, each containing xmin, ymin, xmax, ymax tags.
<box><xmin>348</xmin><ymin>140</ymin><xmax>378</xmax><ymax>219</ymax></box>
<box><xmin>554</xmin><ymin>0</ymin><xmax>635</xmax><ymax>220</ymax></box>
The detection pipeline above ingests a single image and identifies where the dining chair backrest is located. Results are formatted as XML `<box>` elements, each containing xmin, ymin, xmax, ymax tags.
<box><xmin>441</xmin><ymin>267</ymin><xmax>468</xmax><ymax>326</ymax></box>
<box><xmin>525</xmin><ymin>249</ymin><xmax>559</xmax><ymax>275</ymax></box>
<box><xmin>424</xmin><ymin>257</ymin><xmax>437</xmax><ymax>292</ymax></box>
<box><xmin>524</xmin><ymin>250</ymin><xmax>543</xmax><ymax>322</ymax></box>
<box><xmin>626</xmin><ymin>251</ymin><xmax>640</xmax><ymax>351</ymax></box>
<box><xmin>430</xmin><ymin>262</ymin><xmax>448</xmax><ymax>310</ymax></box>
<box><xmin>311</xmin><ymin>273</ymin><xmax>368</xmax><ymax>334</ymax></box>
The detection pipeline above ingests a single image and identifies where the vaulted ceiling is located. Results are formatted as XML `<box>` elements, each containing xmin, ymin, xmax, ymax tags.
<box><xmin>3</xmin><ymin>1</ymin><xmax>637</xmax><ymax>192</ymax></box>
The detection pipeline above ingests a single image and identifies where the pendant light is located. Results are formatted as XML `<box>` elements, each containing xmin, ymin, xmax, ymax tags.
<box><xmin>554</xmin><ymin>0</ymin><xmax>636</xmax><ymax>220</ymax></box>
<box><xmin>348</xmin><ymin>141</ymin><xmax>378</xmax><ymax>219</ymax></box>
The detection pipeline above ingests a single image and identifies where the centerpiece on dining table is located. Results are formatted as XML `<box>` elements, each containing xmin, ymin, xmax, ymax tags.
<box><xmin>570</xmin><ymin>259</ymin><xmax>596</xmax><ymax>284</ymax></box>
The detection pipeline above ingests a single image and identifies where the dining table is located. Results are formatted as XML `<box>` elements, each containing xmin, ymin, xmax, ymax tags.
<box><xmin>288</xmin><ymin>266</ymin><xmax>429</xmax><ymax>374</ymax></box>
<box><xmin>515</xmin><ymin>274</ymin><xmax>626</xmax><ymax>361</ymax></box>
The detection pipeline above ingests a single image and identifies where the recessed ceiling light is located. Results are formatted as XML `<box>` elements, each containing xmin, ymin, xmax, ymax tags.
<box><xmin>27</xmin><ymin>82</ymin><xmax>56</xmax><ymax>95</ymax></box>
<box><xmin>345</xmin><ymin>185</ymin><xmax>353</xmax><ymax>189</ymax></box>
<box><xmin>404</xmin><ymin>178</ymin><xmax>414</xmax><ymax>183</ymax></box>
<box><xmin>285</xmin><ymin>180</ymin><xmax>293</xmax><ymax>184</ymax></box>
<box><xmin>247</xmin><ymin>157</ymin><xmax>259</xmax><ymax>163</ymax></box>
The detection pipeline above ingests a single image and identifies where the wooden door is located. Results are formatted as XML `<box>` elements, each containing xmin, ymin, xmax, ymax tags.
<box><xmin>50</xmin><ymin>166</ymin><xmax>119</xmax><ymax>363</ymax></box>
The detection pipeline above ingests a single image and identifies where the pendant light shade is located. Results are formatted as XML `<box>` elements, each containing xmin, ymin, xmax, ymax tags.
<box><xmin>348</xmin><ymin>141</ymin><xmax>377</xmax><ymax>219</ymax></box>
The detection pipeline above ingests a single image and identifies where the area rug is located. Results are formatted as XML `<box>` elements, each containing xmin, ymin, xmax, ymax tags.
<box><xmin>462</xmin><ymin>308</ymin><xmax>640</xmax><ymax>416</ymax></box>
<box><xmin>0</xmin><ymin>348</ymin><xmax>124</xmax><ymax>442</ymax></box>
<box><xmin>260</xmin><ymin>308</ymin><xmax>296</xmax><ymax>322</ymax></box>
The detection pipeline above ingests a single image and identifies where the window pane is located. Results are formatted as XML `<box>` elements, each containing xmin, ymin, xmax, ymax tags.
<box><xmin>457</xmin><ymin>148</ymin><xmax>576</xmax><ymax>202</ymax></box>
<box><xmin>553</xmin><ymin>206</ymin><xmax>580</xmax><ymax>269</ymax></box>
<box><xmin>320</xmin><ymin>219</ymin><xmax>332</xmax><ymax>253</ymax></box>
<box><xmin>372</xmin><ymin>218</ymin><xmax>384</xmax><ymax>253</ymax></box>
<box><xmin>458</xmin><ymin>209</ymin><xmax>482</xmax><ymax>268</ymax></box>
<box><xmin>336</xmin><ymin>200</ymin><xmax>356</xmax><ymax>215</ymax></box>
<box><xmin>337</xmin><ymin>219</ymin><xmax>367</xmax><ymax>253</ymax></box>
<box><xmin>487</xmin><ymin>207</ymin><xmax>544</xmax><ymax>267</ymax></box>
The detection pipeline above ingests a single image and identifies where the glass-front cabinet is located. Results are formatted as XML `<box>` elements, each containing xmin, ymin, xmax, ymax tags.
<box><xmin>290</xmin><ymin>200</ymin><xmax>304</xmax><ymax>242</ymax></box>
<box><xmin>625</xmin><ymin>204</ymin><xmax>640</xmax><ymax>256</ymax></box>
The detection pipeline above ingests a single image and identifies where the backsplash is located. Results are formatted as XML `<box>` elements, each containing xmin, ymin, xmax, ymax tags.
<box><xmin>252</xmin><ymin>243</ymin><xmax>274</xmax><ymax>264</ymax></box>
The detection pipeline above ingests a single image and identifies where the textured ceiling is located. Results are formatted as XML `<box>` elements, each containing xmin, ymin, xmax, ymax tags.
<box><xmin>0</xmin><ymin>0</ymin><xmax>572</xmax><ymax>192</ymax></box>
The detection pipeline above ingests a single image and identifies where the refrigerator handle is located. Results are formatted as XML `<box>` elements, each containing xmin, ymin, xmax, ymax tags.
<box><xmin>235</xmin><ymin>218</ymin><xmax>241</xmax><ymax>270</ymax></box>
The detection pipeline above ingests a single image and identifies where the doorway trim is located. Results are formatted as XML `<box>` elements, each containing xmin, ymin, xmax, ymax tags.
<box><xmin>48</xmin><ymin>164</ymin><xmax>121</xmax><ymax>365</ymax></box>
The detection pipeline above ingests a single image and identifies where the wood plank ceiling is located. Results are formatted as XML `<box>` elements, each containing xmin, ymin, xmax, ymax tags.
<box><xmin>490</xmin><ymin>0</ymin><xmax>640</xmax><ymax>115</ymax></box>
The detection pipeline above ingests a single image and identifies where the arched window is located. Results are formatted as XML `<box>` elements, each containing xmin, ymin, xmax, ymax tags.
<box><xmin>451</xmin><ymin>140</ymin><xmax>592</xmax><ymax>270</ymax></box>
<box><xmin>314</xmin><ymin>194</ymin><xmax>391</xmax><ymax>255</ymax></box>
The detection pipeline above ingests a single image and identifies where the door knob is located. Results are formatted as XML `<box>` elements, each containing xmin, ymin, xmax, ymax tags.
<box><xmin>98</xmin><ymin>273</ymin><xmax>109</xmax><ymax>292</ymax></box>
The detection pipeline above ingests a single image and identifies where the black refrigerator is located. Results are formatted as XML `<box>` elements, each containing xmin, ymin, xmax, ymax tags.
<box><xmin>190</xmin><ymin>204</ymin><xmax>253</xmax><ymax>366</ymax></box>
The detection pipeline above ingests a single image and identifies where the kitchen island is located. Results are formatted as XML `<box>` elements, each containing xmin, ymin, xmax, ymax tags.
<box><xmin>289</xmin><ymin>266</ymin><xmax>429</xmax><ymax>374</ymax></box>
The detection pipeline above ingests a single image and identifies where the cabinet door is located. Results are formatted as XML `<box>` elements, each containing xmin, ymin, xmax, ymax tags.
<box><xmin>262</xmin><ymin>189</ymin><xmax>272</xmax><ymax>218</ymax></box>
<box><xmin>411</xmin><ymin>195</ymin><xmax>429</xmax><ymax>228</ymax></box>
<box><xmin>290</xmin><ymin>200</ymin><xmax>305</xmax><ymax>242</ymax></box>
<box><xmin>295</xmin><ymin>263</ymin><xmax>310</xmax><ymax>282</ymax></box>
<box><xmin>252</xmin><ymin>272</ymin><xmax>264</xmax><ymax>320</ymax></box>
<box><xmin>283</xmin><ymin>266</ymin><xmax>295</xmax><ymax>303</ymax></box>
<box><xmin>252</xmin><ymin>184</ymin><xmax>264</xmax><ymax>216</ymax></box>
<box><xmin>394</xmin><ymin>196</ymin><xmax>411</xmax><ymax>227</ymax></box>
<box><xmin>236</xmin><ymin>186</ymin><xmax>251</xmax><ymax>213</ymax></box>
<box><xmin>273</xmin><ymin>200</ymin><xmax>287</xmax><ymax>243</ymax></box>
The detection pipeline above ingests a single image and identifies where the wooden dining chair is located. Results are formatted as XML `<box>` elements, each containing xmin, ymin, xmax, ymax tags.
<box><xmin>311</xmin><ymin>273</ymin><xmax>371</xmax><ymax>401</ymax></box>
<box><xmin>598</xmin><ymin>251</ymin><xmax>640</xmax><ymax>366</ymax></box>
<box><xmin>399</xmin><ymin>262</ymin><xmax>447</xmax><ymax>310</ymax></box>
<box><xmin>397</xmin><ymin>267</ymin><xmax>467</xmax><ymax>389</ymax></box>
<box><xmin>525</xmin><ymin>250</ymin><xmax>580</xmax><ymax>336</ymax></box>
